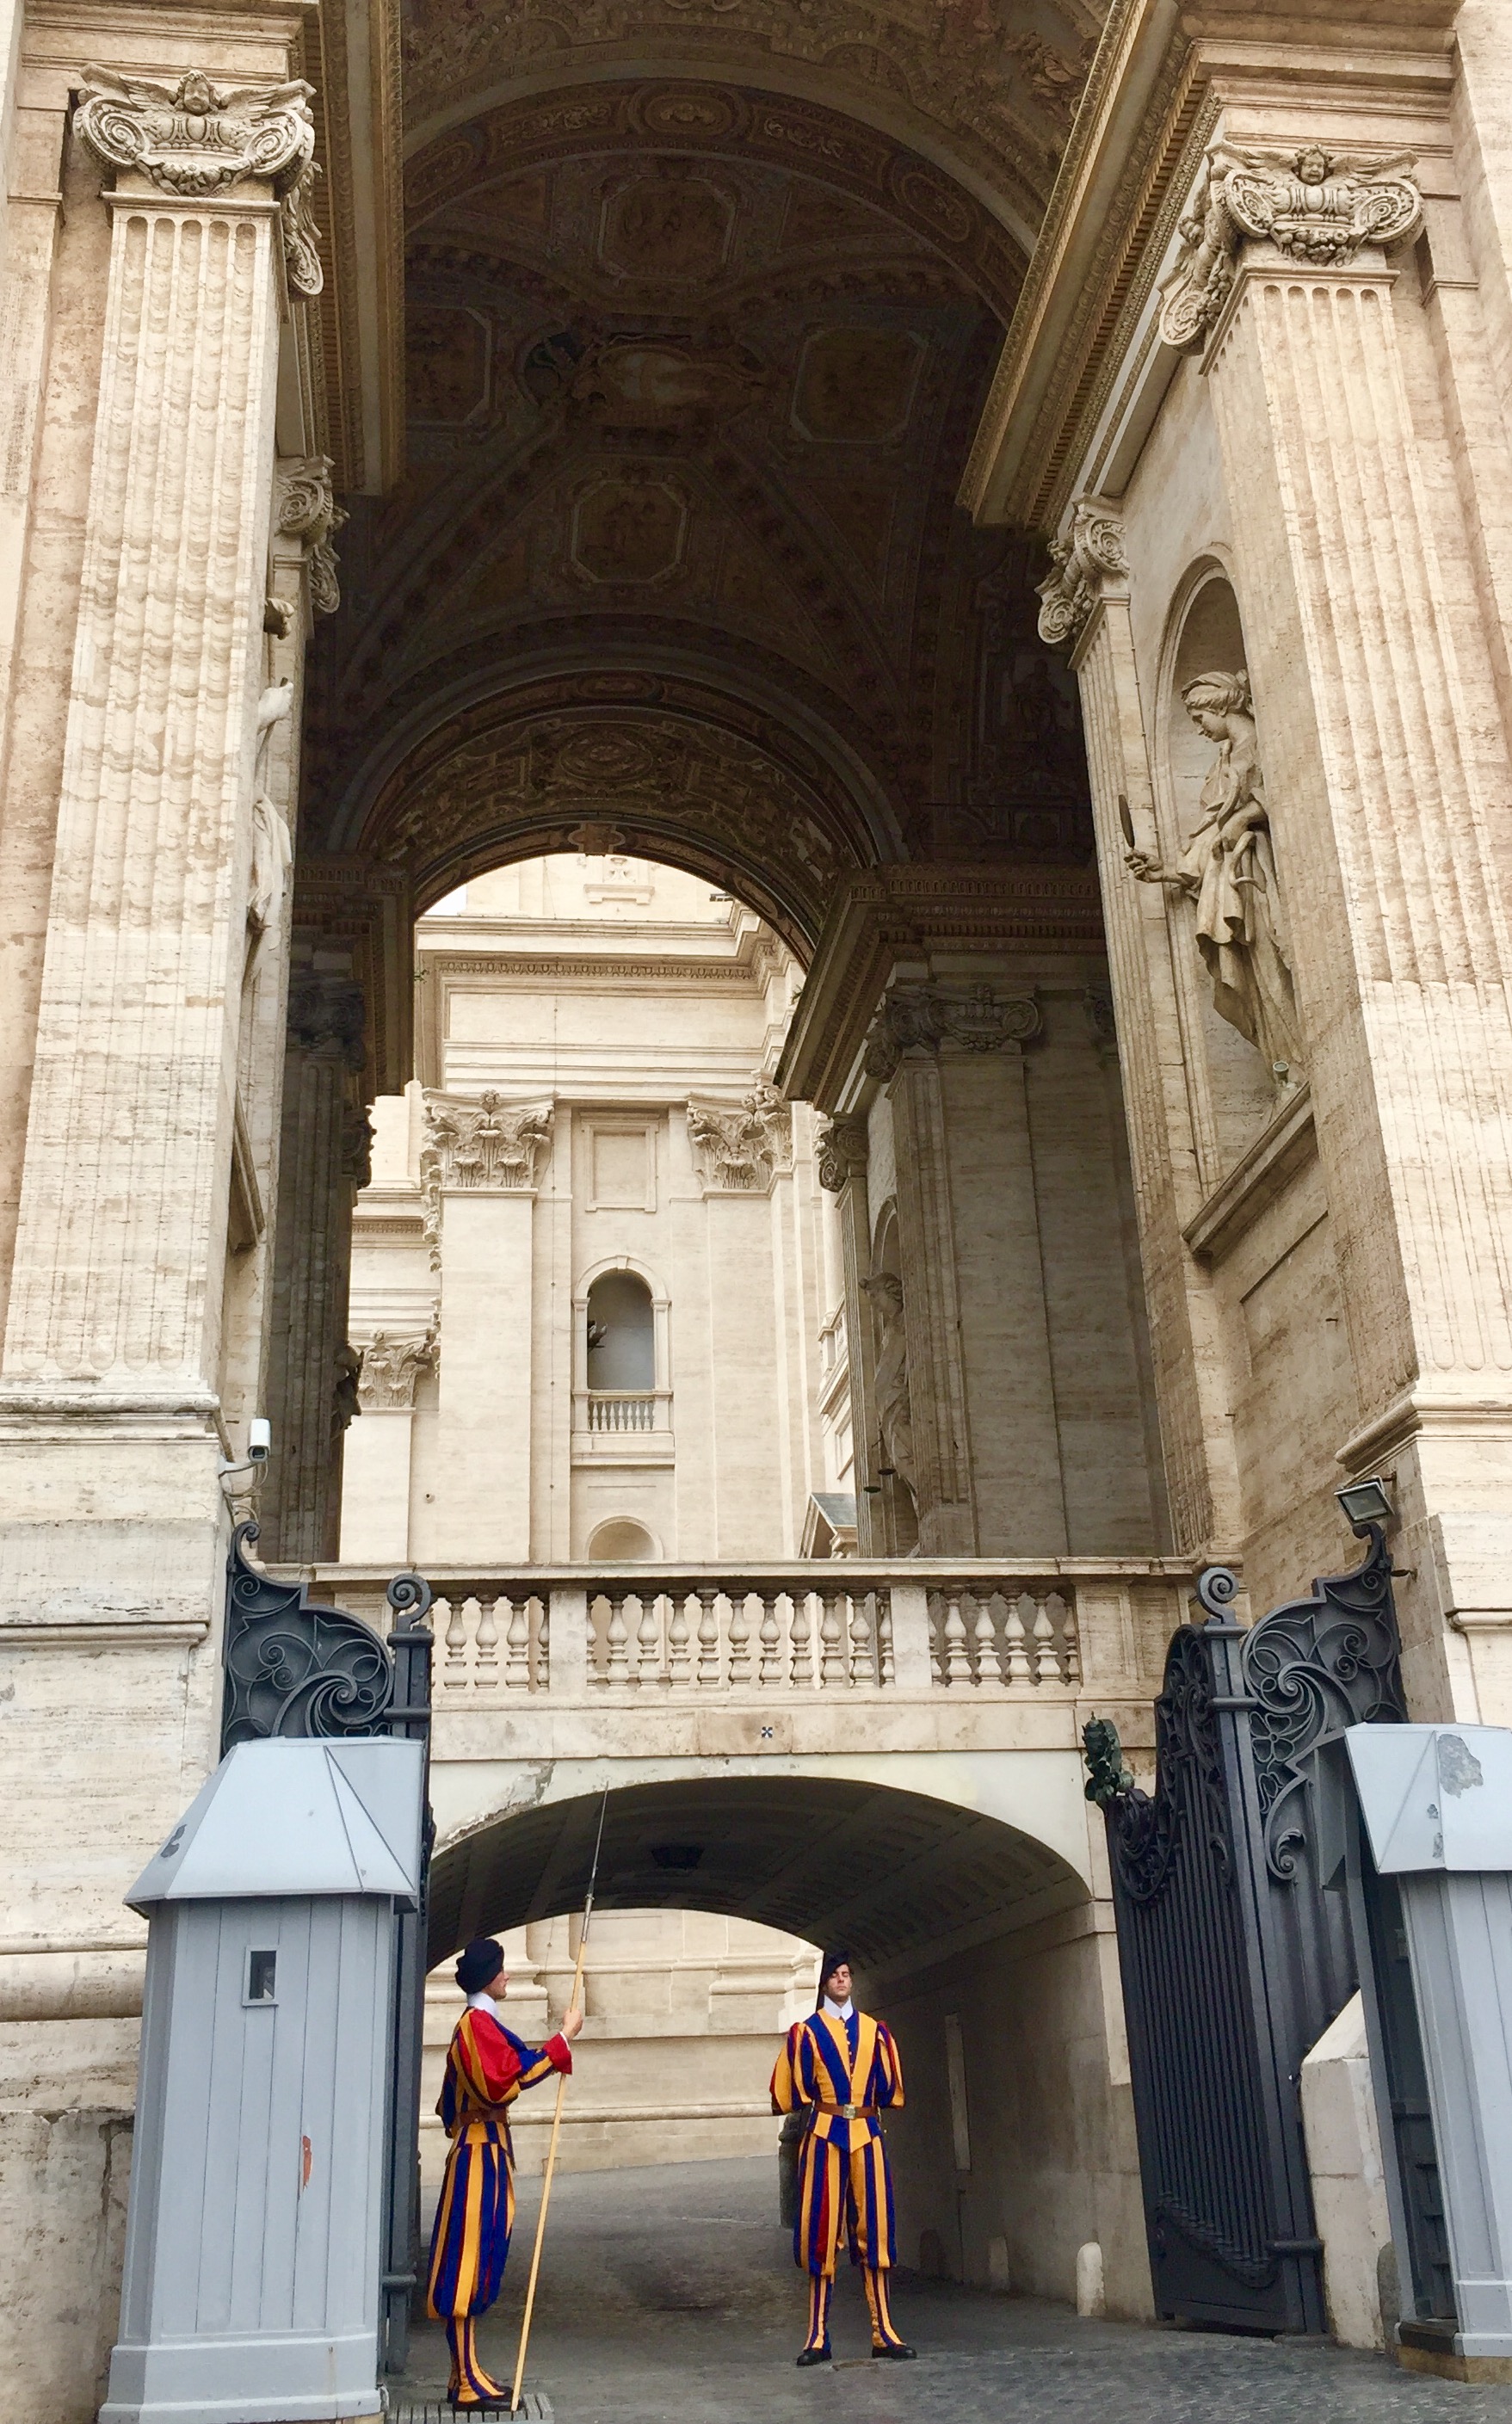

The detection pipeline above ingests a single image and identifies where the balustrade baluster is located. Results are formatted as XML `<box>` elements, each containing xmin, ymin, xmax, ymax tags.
<box><xmin>606</xmin><ymin>1593</ymin><xmax>630</xmax><ymax>1683</ymax></box>
<box><xmin>1033</xmin><ymin>1598</ymin><xmax>1059</xmax><ymax>1683</ymax></box>
<box><xmin>668</xmin><ymin>1594</ymin><xmax>692</xmax><ymax>1686</ymax></box>
<box><xmin>697</xmin><ymin>1588</ymin><xmax>721</xmax><ymax>1687</ymax></box>
<box><xmin>1054</xmin><ymin>1591</ymin><xmax>1079</xmax><ymax>1683</ymax></box>
<box><xmin>504</xmin><ymin>1598</ymin><xmax>529</xmax><ymax>1689</ymax></box>
<box><xmin>972</xmin><ymin>1594</ymin><xmax>998</xmax><ymax>1686</ymax></box>
<box><xmin>1004</xmin><ymin>1594</ymin><xmax>1033</xmax><ymax>1684</ymax></box>
<box><xmin>636</xmin><ymin>1594</ymin><xmax>663</xmax><ymax>1686</ymax></box>
<box><xmin>848</xmin><ymin>1591</ymin><xmax>874</xmax><ymax>1687</ymax></box>
<box><xmin>538</xmin><ymin>1593</ymin><xmax>551</xmax><ymax>1690</ymax></box>
<box><xmin>727</xmin><ymin>1592</ymin><xmax>752</xmax><ymax>1686</ymax></box>
<box><xmin>943</xmin><ymin>1590</ymin><xmax>972</xmax><ymax>1684</ymax></box>
<box><xmin>441</xmin><ymin>1597</ymin><xmax>468</xmax><ymax>1692</ymax></box>
<box><xmin>758</xmin><ymin>1594</ymin><xmax>782</xmax><ymax>1686</ymax></box>
<box><xmin>819</xmin><ymin>1592</ymin><xmax>846</xmax><ymax>1686</ymax></box>
<box><xmin>475</xmin><ymin>1595</ymin><xmax>499</xmax><ymax>1688</ymax></box>
<box><xmin>877</xmin><ymin>1592</ymin><xmax>896</xmax><ymax>1686</ymax></box>
<box><xmin>789</xmin><ymin>1593</ymin><xmax>812</xmax><ymax>1688</ymax></box>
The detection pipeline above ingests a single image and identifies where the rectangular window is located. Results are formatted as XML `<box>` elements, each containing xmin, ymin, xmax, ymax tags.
<box><xmin>245</xmin><ymin>1948</ymin><xmax>278</xmax><ymax>2004</ymax></box>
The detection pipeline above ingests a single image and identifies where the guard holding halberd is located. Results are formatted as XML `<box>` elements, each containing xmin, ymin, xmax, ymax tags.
<box><xmin>426</xmin><ymin>1937</ymin><xmax>583</xmax><ymax>2408</ymax></box>
<box><xmin>769</xmin><ymin>1950</ymin><xmax>916</xmax><ymax>2365</ymax></box>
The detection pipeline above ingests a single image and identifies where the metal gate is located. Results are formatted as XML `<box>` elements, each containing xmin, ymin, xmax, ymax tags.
<box><xmin>222</xmin><ymin>1523</ymin><xmax>435</xmax><ymax>2373</ymax></box>
<box><xmin>1088</xmin><ymin>1520</ymin><xmax>1405</xmax><ymax>2332</ymax></box>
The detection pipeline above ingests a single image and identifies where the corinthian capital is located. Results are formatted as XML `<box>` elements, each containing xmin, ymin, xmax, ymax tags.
<box><xmin>1158</xmin><ymin>144</ymin><xmax>1423</xmax><ymax>353</ymax></box>
<box><xmin>863</xmin><ymin>985</ymin><xmax>1040</xmax><ymax>1082</ymax></box>
<box><xmin>1035</xmin><ymin>496</ymin><xmax>1127</xmax><ymax>649</ymax></box>
<box><xmin>75</xmin><ymin>67</ymin><xmax>316</xmax><ymax>199</ymax></box>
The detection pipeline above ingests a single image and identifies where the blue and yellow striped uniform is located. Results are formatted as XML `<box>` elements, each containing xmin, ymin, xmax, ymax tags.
<box><xmin>425</xmin><ymin>2003</ymin><xmax>571</xmax><ymax>2403</ymax></box>
<box><xmin>771</xmin><ymin>2004</ymin><xmax>909</xmax><ymax>2353</ymax></box>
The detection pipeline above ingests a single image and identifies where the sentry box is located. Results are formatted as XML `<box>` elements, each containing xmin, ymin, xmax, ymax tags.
<box><xmin>1346</xmin><ymin>1723</ymin><xmax>1512</xmax><ymax>2373</ymax></box>
<box><xmin>100</xmin><ymin>1736</ymin><xmax>426</xmax><ymax>2424</ymax></box>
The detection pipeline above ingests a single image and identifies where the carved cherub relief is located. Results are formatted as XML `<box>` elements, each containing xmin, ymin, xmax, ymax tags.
<box><xmin>1126</xmin><ymin>669</ymin><xmax>1305</xmax><ymax>1087</ymax></box>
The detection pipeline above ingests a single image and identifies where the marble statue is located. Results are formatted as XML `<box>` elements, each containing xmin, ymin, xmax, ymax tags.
<box><xmin>1125</xmin><ymin>669</ymin><xmax>1305</xmax><ymax>1085</ymax></box>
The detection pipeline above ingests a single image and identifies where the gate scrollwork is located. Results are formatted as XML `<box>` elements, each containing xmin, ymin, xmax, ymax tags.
<box><xmin>1240</xmin><ymin>1521</ymin><xmax>1404</xmax><ymax>1881</ymax></box>
<box><xmin>222</xmin><ymin>1520</ymin><xmax>399</xmax><ymax>1747</ymax></box>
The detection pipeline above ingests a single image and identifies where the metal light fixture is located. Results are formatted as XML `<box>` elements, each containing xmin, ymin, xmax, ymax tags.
<box><xmin>1336</xmin><ymin>1475</ymin><xmax>1394</xmax><ymax>1533</ymax></box>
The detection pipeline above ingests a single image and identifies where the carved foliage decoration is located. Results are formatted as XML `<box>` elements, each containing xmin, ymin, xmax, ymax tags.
<box><xmin>276</xmin><ymin>456</ymin><xmax>348</xmax><ymax>616</ymax></box>
<box><xmin>76</xmin><ymin>66</ymin><xmax>316</xmax><ymax>195</ymax></box>
<box><xmin>1035</xmin><ymin>495</ymin><xmax>1127</xmax><ymax>649</ymax></box>
<box><xmin>687</xmin><ymin>1078</ymin><xmax>793</xmax><ymax>1193</ymax></box>
<box><xmin>1158</xmin><ymin>145</ymin><xmax>1423</xmax><ymax>353</ymax></box>
<box><xmin>423</xmin><ymin>1091</ymin><xmax>554</xmax><ymax>1199</ymax></box>
<box><xmin>815</xmin><ymin>1115</ymin><xmax>869</xmax><ymax>1194</ymax></box>
<box><xmin>863</xmin><ymin>984</ymin><xmax>1040</xmax><ymax>1082</ymax></box>
<box><xmin>358</xmin><ymin>1330</ymin><xmax>438</xmax><ymax>1410</ymax></box>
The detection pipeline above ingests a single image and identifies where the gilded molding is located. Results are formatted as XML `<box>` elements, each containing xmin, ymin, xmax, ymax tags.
<box><xmin>1157</xmin><ymin>145</ymin><xmax>1423</xmax><ymax>352</ymax></box>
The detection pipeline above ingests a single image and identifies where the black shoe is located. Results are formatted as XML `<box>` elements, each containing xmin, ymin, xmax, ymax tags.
<box><xmin>873</xmin><ymin>2341</ymin><xmax>917</xmax><ymax>2359</ymax></box>
<box><xmin>796</xmin><ymin>2346</ymin><xmax>832</xmax><ymax>2367</ymax></box>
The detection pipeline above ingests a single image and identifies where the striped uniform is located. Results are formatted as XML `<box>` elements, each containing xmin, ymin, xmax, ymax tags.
<box><xmin>426</xmin><ymin>2002</ymin><xmax>571</xmax><ymax>2404</ymax></box>
<box><xmin>770</xmin><ymin>2006</ymin><xmax>908</xmax><ymax>2353</ymax></box>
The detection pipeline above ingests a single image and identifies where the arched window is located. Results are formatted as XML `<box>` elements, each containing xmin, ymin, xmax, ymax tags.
<box><xmin>586</xmin><ymin>1270</ymin><xmax>655</xmax><ymax>1391</ymax></box>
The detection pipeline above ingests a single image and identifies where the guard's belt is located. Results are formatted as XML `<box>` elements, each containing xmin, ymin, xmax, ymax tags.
<box><xmin>832</xmin><ymin>2104</ymin><xmax>879</xmax><ymax>2120</ymax></box>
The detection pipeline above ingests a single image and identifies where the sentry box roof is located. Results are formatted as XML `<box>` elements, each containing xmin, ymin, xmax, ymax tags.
<box><xmin>126</xmin><ymin>1738</ymin><xmax>425</xmax><ymax>1915</ymax></box>
<box><xmin>1345</xmin><ymin>1723</ymin><xmax>1512</xmax><ymax>1875</ymax></box>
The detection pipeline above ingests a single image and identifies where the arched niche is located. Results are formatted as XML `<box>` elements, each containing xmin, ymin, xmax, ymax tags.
<box><xmin>586</xmin><ymin>1269</ymin><xmax>656</xmax><ymax>1393</ymax></box>
<box><xmin>587</xmin><ymin>1516</ymin><xmax>660</xmax><ymax>1561</ymax></box>
<box><xmin>1157</xmin><ymin>562</ymin><xmax>1293</xmax><ymax>1176</ymax></box>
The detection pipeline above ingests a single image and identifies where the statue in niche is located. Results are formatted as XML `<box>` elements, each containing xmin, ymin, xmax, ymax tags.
<box><xmin>862</xmin><ymin>1272</ymin><xmax>917</xmax><ymax>1504</ymax></box>
<box><xmin>1125</xmin><ymin>669</ymin><xmax>1305</xmax><ymax>1086</ymax></box>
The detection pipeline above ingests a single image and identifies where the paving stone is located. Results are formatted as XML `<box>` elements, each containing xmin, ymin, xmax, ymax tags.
<box><xmin>393</xmin><ymin>2157</ymin><xmax>1509</xmax><ymax>2424</ymax></box>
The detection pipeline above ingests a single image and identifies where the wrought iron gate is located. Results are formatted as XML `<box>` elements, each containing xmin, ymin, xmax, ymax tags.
<box><xmin>223</xmin><ymin>1523</ymin><xmax>435</xmax><ymax>2373</ymax></box>
<box><xmin>1089</xmin><ymin>1523</ymin><xmax>1406</xmax><ymax>2332</ymax></box>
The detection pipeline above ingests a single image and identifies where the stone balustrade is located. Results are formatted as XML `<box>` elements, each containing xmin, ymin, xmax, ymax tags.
<box><xmin>299</xmin><ymin>1558</ymin><xmax>1196</xmax><ymax>1704</ymax></box>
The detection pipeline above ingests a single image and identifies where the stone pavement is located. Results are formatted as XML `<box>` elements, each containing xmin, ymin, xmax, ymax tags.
<box><xmin>398</xmin><ymin>2156</ymin><xmax>1511</xmax><ymax>2424</ymax></box>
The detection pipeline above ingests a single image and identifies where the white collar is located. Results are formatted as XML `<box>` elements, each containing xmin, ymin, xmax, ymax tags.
<box><xmin>822</xmin><ymin>1995</ymin><xmax>855</xmax><ymax>2020</ymax></box>
<box><xmin>466</xmin><ymin>1989</ymin><xmax>501</xmax><ymax>2017</ymax></box>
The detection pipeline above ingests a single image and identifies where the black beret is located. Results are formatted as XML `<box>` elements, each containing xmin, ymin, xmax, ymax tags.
<box><xmin>456</xmin><ymin>1938</ymin><xmax>506</xmax><ymax>1995</ymax></box>
<box><xmin>818</xmin><ymin>1950</ymin><xmax>852</xmax><ymax>1993</ymax></box>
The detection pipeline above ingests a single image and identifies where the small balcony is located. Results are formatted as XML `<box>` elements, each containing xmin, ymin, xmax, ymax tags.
<box><xmin>571</xmin><ymin>1388</ymin><xmax>675</xmax><ymax>1463</ymax></box>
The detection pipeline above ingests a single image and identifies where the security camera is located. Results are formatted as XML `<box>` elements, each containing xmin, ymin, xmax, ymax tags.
<box><xmin>248</xmin><ymin>1416</ymin><xmax>272</xmax><ymax>1465</ymax></box>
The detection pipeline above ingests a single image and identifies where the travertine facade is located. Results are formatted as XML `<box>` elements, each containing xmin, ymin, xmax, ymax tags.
<box><xmin>3</xmin><ymin>0</ymin><xmax>1512</xmax><ymax>2407</ymax></box>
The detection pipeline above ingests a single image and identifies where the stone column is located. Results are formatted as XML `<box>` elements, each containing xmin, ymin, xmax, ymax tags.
<box><xmin>867</xmin><ymin>984</ymin><xmax>1064</xmax><ymax>1557</ymax></box>
<box><xmin>261</xmin><ymin>966</ymin><xmax>368</xmax><ymax>1562</ymax></box>
<box><xmin>0</xmin><ymin>70</ymin><xmax>316</xmax><ymax>1624</ymax></box>
<box><xmin>1041</xmin><ymin>500</ymin><xmax>1243</xmax><ymax>1557</ymax></box>
<box><xmin>417</xmin><ymin>1089</ymin><xmax>552</xmax><ymax>1564</ymax></box>
<box><xmin>339</xmin><ymin>1329</ymin><xmax>435</xmax><ymax>1563</ymax></box>
<box><xmin>816</xmin><ymin>1115</ymin><xmax>883</xmax><ymax>1552</ymax></box>
<box><xmin>1165</xmin><ymin>143</ymin><xmax>1512</xmax><ymax>1712</ymax></box>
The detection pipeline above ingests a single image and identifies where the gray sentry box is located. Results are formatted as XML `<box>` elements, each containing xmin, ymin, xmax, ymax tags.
<box><xmin>1346</xmin><ymin>1722</ymin><xmax>1512</xmax><ymax>2364</ymax></box>
<box><xmin>101</xmin><ymin>1736</ymin><xmax>425</xmax><ymax>2424</ymax></box>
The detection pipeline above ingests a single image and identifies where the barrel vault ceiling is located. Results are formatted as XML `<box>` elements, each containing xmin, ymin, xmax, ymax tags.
<box><xmin>300</xmin><ymin>18</ymin><xmax>1101</xmax><ymax>954</ymax></box>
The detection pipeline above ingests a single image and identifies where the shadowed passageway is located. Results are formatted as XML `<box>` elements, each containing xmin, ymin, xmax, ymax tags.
<box><xmin>398</xmin><ymin>2158</ymin><xmax>1509</xmax><ymax>2424</ymax></box>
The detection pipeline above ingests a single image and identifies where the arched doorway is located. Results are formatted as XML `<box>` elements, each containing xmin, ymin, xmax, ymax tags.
<box><xmin>423</xmin><ymin>1770</ymin><xmax>1129</xmax><ymax>2310</ymax></box>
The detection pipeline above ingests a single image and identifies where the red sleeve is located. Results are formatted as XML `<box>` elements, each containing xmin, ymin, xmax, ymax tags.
<box><xmin>543</xmin><ymin>2032</ymin><xmax>573</xmax><ymax>2076</ymax></box>
<box><xmin>466</xmin><ymin>2012</ymin><xmax>525</xmax><ymax>2101</ymax></box>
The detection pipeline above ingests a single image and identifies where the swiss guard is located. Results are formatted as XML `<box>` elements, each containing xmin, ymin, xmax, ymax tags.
<box><xmin>426</xmin><ymin>1937</ymin><xmax>583</xmax><ymax>2406</ymax></box>
<box><xmin>769</xmin><ymin>1950</ymin><xmax>916</xmax><ymax>2365</ymax></box>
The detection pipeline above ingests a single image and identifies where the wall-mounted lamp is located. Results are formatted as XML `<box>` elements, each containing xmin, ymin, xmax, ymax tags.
<box><xmin>1336</xmin><ymin>1476</ymin><xmax>1393</xmax><ymax>1534</ymax></box>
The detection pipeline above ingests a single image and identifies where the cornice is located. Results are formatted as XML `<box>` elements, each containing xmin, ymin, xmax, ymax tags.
<box><xmin>960</xmin><ymin>0</ymin><xmax>1456</xmax><ymax>532</ymax></box>
<box><xmin>776</xmin><ymin>861</ymin><xmax>1104</xmax><ymax>1109</ymax></box>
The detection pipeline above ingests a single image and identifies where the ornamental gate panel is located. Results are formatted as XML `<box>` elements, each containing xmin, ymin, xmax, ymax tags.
<box><xmin>1089</xmin><ymin>1525</ymin><xmax>1406</xmax><ymax>2333</ymax></box>
<box><xmin>222</xmin><ymin>1523</ymin><xmax>435</xmax><ymax>2375</ymax></box>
